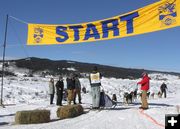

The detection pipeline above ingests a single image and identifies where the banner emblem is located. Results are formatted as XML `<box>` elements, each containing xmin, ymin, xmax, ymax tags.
<box><xmin>34</xmin><ymin>27</ymin><xmax>44</xmax><ymax>43</ymax></box>
<box><xmin>159</xmin><ymin>2</ymin><xmax>177</xmax><ymax>26</ymax></box>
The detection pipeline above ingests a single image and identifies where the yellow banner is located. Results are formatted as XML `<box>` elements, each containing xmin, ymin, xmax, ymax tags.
<box><xmin>27</xmin><ymin>0</ymin><xmax>180</xmax><ymax>45</ymax></box>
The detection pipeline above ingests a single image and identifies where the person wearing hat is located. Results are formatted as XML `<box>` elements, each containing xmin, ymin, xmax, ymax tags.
<box><xmin>137</xmin><ymin>72</ymin><xmax>150</xmax><ymax>110</ymax></box>
<box><xmin>55</xmin><ymin>76</ymin><xmax>64</xmax><ymax>106</ymax></box>
<box><xmin>89</xmin><ymin>66</ymin><xmax>102</xmax><ymax>109</ymax></box>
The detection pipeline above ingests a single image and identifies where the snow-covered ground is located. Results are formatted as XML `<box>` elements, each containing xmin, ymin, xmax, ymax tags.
<box><xmin>0</xmin><ymin>69</ymin><xmax>180</xmax><ymax>129</ymax></box>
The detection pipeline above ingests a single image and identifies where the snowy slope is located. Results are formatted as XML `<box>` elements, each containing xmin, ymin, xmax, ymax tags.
<box><xmin>0</xmin><ymin>69</ymin><xmax>180</xmax><ymax>129</ymax></box>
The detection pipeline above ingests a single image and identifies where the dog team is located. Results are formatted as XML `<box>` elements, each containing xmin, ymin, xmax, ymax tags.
<box><xmin>123</xmin><ymin>80</ymin><xmax>168</xmax><ymax>108</ymax></box>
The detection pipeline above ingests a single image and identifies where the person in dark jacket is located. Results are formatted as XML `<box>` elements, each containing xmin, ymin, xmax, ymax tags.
<box><xmin>160</xmin><ymin>82</ymin><xmax>167</xmax><ymax>98</ymax></box>
<box><xmin>66</xmin><ymin>74</ymin><xmax>75</xmax><ymax>105</ymax></box>
<box><xmin>137</xmin><ymin>72</ymin><xmax>150</xmax><ymax>110</ymax></box>
<box><xmin>89</xmin><ymin>66</ymin><xmax>102</xmax><ymax>109</ymax></box>
<box><xmin>49</xmin><ymin>78</ymin><xmax>55</xmax><ymax>105</ymax></box>
<box><xmin>74</xmin><ymin>74</ymin><xmax>82</xmax><ymax>104</ymax></box>
<box><xmin>55</xmin><ymin>76</ymin><xmax>64</xmax><ymax>106</ymax></box>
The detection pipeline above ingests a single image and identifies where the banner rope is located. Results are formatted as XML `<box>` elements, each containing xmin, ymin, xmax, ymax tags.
<box><xmin>9</xmin><ymin>20</ymin><xmax>29</xmax><ymax>58</ymax></box>
<box><xmin>9</xmin><ymin>15</ymin><xmax>28</xmax><ymax>24</ymax></box>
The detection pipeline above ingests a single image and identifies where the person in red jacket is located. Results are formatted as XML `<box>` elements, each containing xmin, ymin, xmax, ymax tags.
<box><xmin>137</xmin><ymin>72</ymin><xmax>150</xmax><ymax>110</ymax></box>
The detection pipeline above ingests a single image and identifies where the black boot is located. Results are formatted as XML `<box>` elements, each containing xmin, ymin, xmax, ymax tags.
<box><xmin>79</xmin><ymin>100</ymin><xmax>82</xmax><ymax>104</ymax></box>
<box><xmin>74</xmin><ymin>101</ymin><xmax>76</xmax><ymax>104</ymax></box>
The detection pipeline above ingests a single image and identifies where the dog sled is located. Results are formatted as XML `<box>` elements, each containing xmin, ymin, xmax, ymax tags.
<box><xmin>99</xmin><ymin>91</ymin><xmax>117</xmax><ymax>108</ymax></box>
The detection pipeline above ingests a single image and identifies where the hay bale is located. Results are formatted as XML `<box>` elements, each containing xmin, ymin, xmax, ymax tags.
<box><xmin>57</xmin><ymin>104</ymin><xmax>84</xmax><ymax>119</ymax></box>
<box><xmin>15</xmin><ymin>110</ymin><xmax>50</xmax><ymax>124</ymax></box>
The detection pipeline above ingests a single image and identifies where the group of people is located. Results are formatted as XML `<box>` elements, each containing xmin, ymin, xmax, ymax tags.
<box><xmin>48</xmin><ymin>74</ymin><xmax>82</xmax><ymax>106</ymax></box>
<box><xmin>48</xmin><ymin>66</ymin><xmax>103</xmax><ymax>108</ymax></box>
<box><xmin>49</xmin><ymin>76</ymin><xmax>64</xmax><ymax>106</ymax></box>
<box><xmin>48</xmin><ymin>66</ymin><xmax>168</xmax><ymax>110</ymax></box>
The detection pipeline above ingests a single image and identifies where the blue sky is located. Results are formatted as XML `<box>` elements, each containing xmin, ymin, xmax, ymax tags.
<box><xmin>0</xmin><ymin>0</ymin><xmax>180</xmax><ymax>72</ymax></box>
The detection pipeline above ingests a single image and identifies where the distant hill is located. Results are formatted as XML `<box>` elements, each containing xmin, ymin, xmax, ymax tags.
<box><xmin>1</xmin><ymin>57</ymin><xmax>180</xmax><ymax>79</ymax></box>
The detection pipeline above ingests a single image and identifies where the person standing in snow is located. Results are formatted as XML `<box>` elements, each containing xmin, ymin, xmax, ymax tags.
<box><xmin>74</xmin><ymin>74</ymin><xmax>82</xmax><ymax>104</ymax></box>
<box><xmin>89</xmin><ymin>66</ymin><xmax>102</xmax><ymax>109</ymax></box>
<box><xmin>66</xmin><ymin>73</ymin><xmax>76</xmax><ymax>105</ymax></box>
<box><xmin>137</xmin><ymin>72</ymin><xmax>150</xmax><ymax>110</ymax></box>
<box><xmin>160</xmin><ymin>82</ymin><xmax>167</xmax><ymax>98</ymax></box>
<box><xmin>55</xmin><ymin>76</ymin><xmax>64</xmax><ymax>106</ymax></box>
<box><xmin>49</xmin><ymin>78</ymin><xmax>55</xmax><ymax>105</ymax></box>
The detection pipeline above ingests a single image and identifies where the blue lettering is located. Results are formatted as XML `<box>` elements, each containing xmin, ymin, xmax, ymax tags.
<box><xmin>101</xmin><ymin>19</ymin><xmax>119</xmax><ymax>38</ymax></box>
<box><xmin>69</xmin><ymin>25</ymin><xmax>83</xmax><ymax>41</ymax></box>
<box><xmin>120</xmin><ymin>12</ymin><xmax>139</xmax><ymax>34</ymax></box>
<box><xmin>56</xmin><ymin>26</ymin><xmax>69</xmax><ymax>42</ymax></box>
<box><xmin>84</xmin><ymin>23</ymin><xmax>100</xmax><ymax>40</ymax></box>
